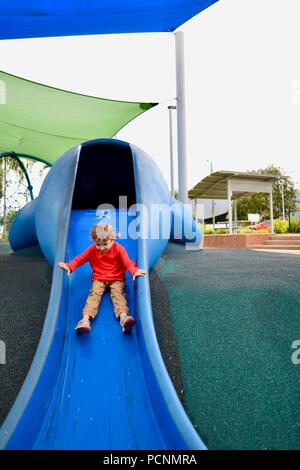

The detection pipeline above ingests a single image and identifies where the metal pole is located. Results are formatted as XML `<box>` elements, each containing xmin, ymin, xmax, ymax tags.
<box><xmin>234</xmin><ymin>200</ymin><xmax>238</xmax><ymax>233</ymax></box>
<box><xmin>168</xmin><ymin>105</ymin><xmax>176</xmax><ymax>198</ymax></box>
<box><xmin>175</xmin><ymin>31</ymin><xmax>188</xmax><ymax>204</ymax></box>
<box><xmin>14</xmin><ymin>156</ymin><xmax>34</xmax><ymax>201</ymax></box>
<box><xmin>0</xmin><ymin>153</ymin><xmax>34</xmax><ymax>201</ymax></box>
<box><xmin>0</xmin><ymin>150</ymin><xmax>51</xmax><ymax>167</ymax></box>
<box><xmin>270</xmin><ymin>186</ymin><xmax>274</xmax><ymax>234</ymax></box>
<box><xmin>281</xmin><ymin>180</ymin><xmax>285</xmax><ymax>220</ymax></box>
<box><xmin>228</xmin><ymin>179</ymin><xmax>233</xmax><ymax>234</ymax></box>
<box><xmin>207</xmin><ymin>160</ymin><xmax>215</xmax><ymax>229</ymax></box>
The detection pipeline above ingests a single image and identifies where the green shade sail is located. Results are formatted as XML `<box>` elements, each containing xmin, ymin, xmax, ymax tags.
<box><xmin>0</xmin><ymin>71</ymin><xmax>156</xmax><ymax>165</ymax></box>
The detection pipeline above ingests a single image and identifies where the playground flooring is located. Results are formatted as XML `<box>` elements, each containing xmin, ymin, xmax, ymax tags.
<box><xmin>0</xmin><ymin>242</ymin><xmax>50</xmax><ymax>425</ymax></box>
<box><xmin>154</xmin><ymin>244</ymin><xmax>300</xmax><ymax>449</ymax></box>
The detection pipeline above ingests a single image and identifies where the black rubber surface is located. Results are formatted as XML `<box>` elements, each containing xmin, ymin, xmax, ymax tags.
<box><xmin>150</xmin><ymin>268</ymin><xmax>185</xmax><ymax>403</ymax></box>
<box><xmin>0</xmin><ymin>241</ymin><xmax>50</xmax><ymax>425</ymax></box>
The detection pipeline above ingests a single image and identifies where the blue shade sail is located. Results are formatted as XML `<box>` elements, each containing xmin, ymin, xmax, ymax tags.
<box><xmin>0</xmin><ymin>1</ymin><xmax>219</xmax><ymax>39</ymax></box>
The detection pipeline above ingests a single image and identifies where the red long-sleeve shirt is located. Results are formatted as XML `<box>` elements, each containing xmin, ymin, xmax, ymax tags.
<box><xmin>67</xmin><ymin>242</ymin><xmax>138</xmax><ymax>282</ymax></box>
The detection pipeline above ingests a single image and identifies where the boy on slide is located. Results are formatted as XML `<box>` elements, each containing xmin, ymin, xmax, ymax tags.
<box><xmin>58</xmin><ymin>223</ymin><xmax>146</xmax><ymax>334</ymax></box>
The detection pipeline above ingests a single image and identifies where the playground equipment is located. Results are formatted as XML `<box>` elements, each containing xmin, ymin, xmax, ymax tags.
<box><xmin>1</xmin><ymin>139</ymin><xmax>202</xmax><ymax>449</ymax></box>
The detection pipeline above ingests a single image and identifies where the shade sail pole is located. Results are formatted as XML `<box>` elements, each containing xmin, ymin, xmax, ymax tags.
<box><xmin>175</xmin><ymin>31</ymin><xmax>188</xmax><ymax>204</ymax></box>
<box><xmin>168</xmin><ymin>105</ymin><xmax>176</xmax><ymax>198</ymax></box>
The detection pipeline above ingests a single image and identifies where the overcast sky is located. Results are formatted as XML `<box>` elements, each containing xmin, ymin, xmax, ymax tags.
<box><xmin>1</xmin><ymin>0</ymin><xmax>300</xmax><ymax>193</ymax></box>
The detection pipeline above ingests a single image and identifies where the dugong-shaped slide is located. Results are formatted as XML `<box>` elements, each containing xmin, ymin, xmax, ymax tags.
<box><xmin>1</xmin><ymin>139</ymin><xmax>204</xmax><ymax>450</ymax></box>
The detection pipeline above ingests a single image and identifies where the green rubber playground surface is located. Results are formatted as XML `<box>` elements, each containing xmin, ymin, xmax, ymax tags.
<box><xmin>154</xmin><ymin>244</ymin><xmax>300</xmax><ymax>450</ymax></box>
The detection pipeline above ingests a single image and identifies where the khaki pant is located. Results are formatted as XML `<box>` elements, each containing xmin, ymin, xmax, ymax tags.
<box><xmin>82</xmin><ymin>280</ymin><xmax>128</xmax><ymax>320</ymax></box>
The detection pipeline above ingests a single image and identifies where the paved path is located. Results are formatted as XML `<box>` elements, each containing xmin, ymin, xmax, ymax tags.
<box><xmin>252</xmin><ymin>248</ymin><xmax>300</xmax><ymax>255</ymax></box>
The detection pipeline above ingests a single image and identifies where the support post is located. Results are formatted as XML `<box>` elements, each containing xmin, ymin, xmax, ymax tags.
<box><xmin>281</xmin><ymin>179</ymin><xmax>285</xmax><ymax>220</ymax></box>
<box><xmin>175</xmin><ymin>31</ymin><xmax>188</xmax><ymax>204</ymax></box>
<box><xmin>228</xmin><ymin>179</ymin><xmax>233</xmax><ymax>234</ymax></box>
<box><xmin>234</xmin><ymin>200</ymin><xmax>238</xmax><ymax>233</ymax></box>
<box><xmin>168</xmin><ymin>105</ymin><xmax>176</xmax><ymax>198</ymax></box>
<box><xmin>207</xmin><ymin>161</ymin><xmax>215</xmax><ymax>229</ymax></box>
<box><xmin>270</xmin><ymin>185</ymin><xmax>274</xmax><ymax>234</ymax></box>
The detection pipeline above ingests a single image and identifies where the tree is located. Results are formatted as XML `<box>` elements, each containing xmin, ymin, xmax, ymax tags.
<box><xmin>5</xmin><ymin>209</ymin><xmax>17</xmax><ymax>232</ymax></box>
<box><xmin>236</xmin><ymin>165</ymin><xmax>297</xmax><ymax>220</ymax></box>
<box><xmin>0</xmin><ymin>210</ymin><xmax>17</xmax><ymax>239</ymax></box>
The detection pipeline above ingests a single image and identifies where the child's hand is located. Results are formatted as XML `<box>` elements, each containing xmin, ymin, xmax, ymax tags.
<box><xmin>133</xmin><ymin>269</ymin><xmax>147</xmax><ymax>280</ymax></box>
<box><xmin>58</xmin><ymin>261</ymin><xmax>71</xmax><ymax>277</ymax></box>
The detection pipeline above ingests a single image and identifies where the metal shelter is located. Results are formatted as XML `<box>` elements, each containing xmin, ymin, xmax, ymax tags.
<box><xmin>189</xmin><ymin>171</ymin><xmax>281</xmax><ymax>234</ymax></box>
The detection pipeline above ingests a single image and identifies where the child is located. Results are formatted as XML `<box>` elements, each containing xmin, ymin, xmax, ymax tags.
<box><xmin>58</xmin><ymin>223</ymin><xmax>146</xmax><ymax>334</ymax></box>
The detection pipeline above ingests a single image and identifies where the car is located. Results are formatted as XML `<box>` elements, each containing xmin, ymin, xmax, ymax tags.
<box><xmin>246</xmin><ymin>220</ymin><xmax>271</xmax><ymax>231</ymax></box>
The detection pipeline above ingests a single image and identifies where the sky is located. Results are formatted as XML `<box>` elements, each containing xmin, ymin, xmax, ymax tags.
<box><xmin>0</xmin><ymin>0</ymin><xmax>300</xmax><ymax>196</ymax></box>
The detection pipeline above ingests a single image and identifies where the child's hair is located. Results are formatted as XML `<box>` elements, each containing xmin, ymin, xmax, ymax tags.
<box><xmin>90</xmin><ymin>223</ymin><xmax>119</xmax><ymax>242</ymax></box>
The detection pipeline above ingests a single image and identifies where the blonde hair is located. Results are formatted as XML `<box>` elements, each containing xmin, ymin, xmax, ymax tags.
<box><xmin>90</xmin><ymin>223</ymin><xmax>119</xmax><ymax>242</ymax></box>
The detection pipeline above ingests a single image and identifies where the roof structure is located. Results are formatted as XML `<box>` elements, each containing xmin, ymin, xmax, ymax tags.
<box><xmin>0</xmin><ymin>71</ymin><xmax>155</xmax><ymax>165</ymax></box>
<box><xmin>188</xmin><ymin>171</ymin><xmax>282</xmax><ymax>200</ymax></box>
<box><xmin>0</xmin><ymin>1</ymin><xmax>219</xmax><ymax>40</ymax></box>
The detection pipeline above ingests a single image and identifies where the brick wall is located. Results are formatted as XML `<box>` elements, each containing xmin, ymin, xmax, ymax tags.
<box><xmin>203</xmin><ymin>234</ymin><xmax>270</xmax><ymax>248</ymax></box>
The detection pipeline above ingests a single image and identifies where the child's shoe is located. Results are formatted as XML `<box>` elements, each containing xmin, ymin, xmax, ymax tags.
<box><xmin>75</xmin><ymin>319</ymin><xmax>91</xmax><ymax>334</ymax></box>
<box><xmin>120</xmin><ymin>314</ymin><xmax>135</xmax><ymax>334</ymax></box>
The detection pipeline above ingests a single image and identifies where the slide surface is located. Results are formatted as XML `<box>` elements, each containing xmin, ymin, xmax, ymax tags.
<box><xmin>34</xmin><ymin>209</ymin><xmax>166</xmax><ymax>449</ymax></box>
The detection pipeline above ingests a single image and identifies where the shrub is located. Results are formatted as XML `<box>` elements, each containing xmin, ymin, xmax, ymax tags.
<box><xmin>215</xmin><ymin>228</ymin><xmax>229</xmax><ymax>234</ymax></box>
<box><xmin>241</xmin><ymin>228</ymin><xmax>253</xmax><ymax>234</ymax></box>
<box><xmin>204</xmin><ymin>226</ymin><xmax>215</xmax><ymax>235</ymax></box>
<box><xmin>256</xmin><ymin>228</ymin><xmax>270</xmax><ymax>234</ymax></box>
<box><xmin>273</xmin><ymin>219</ymin><xmax>289</xmax><ymax>234</ymax></box>
<box><xmin>289</xmin><ymin>218</ymin><xmax>300</xmax><ymax>233</ymax></box>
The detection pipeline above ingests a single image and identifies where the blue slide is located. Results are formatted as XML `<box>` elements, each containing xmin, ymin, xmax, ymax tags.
<box><xmin>35</xmin><ymin>209</ymin><xmax>172</xmax><ymax>449</ymax></box>
<box><xmin>1</xmin><ymin>139</ymin><xmax>204</xmax><ymax>450</ymax></box>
